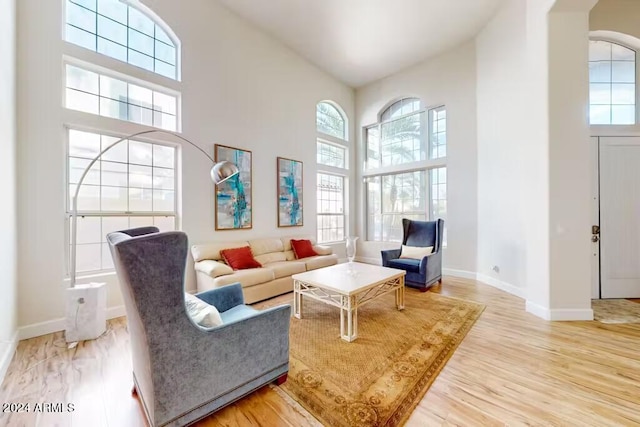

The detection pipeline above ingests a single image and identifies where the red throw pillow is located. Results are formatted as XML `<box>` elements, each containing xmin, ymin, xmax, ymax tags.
<box><xmin>220</xmin><ymin>246</ymin><xmax>262</xmax><ymax>270</ymax></box>
<box><xmin>291</xmin><ymin>239</ymin><xmax>318</xmax><ymax>259</ymax></box>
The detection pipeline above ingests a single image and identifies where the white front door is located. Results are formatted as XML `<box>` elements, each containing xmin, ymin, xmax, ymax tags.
<box><xmin>600</xmin><ymin>136</ymin><xmax>640</xmax><ymax>298</ymax></box>
<box><xmin>590</xmin><ymin>137</ymin><xmax>600</xmax><ymax>299</ymax></box>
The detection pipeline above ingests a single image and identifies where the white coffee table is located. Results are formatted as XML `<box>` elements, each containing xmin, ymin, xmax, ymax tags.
<box><xmin>291</xmin><ymin>262</ymin><xmax>406</xmax><ymax>342</ymax></box>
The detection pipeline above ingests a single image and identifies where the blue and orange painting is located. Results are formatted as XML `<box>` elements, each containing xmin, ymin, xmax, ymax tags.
<box><xmin>278</xmin><ymin>157</ymin><xmax>303</xmax><ymax>227</ymax></box>
<box><xmin>215</xmin><ymin>145</ymin><xmax>252</xmax><ymax>230</ymax></box>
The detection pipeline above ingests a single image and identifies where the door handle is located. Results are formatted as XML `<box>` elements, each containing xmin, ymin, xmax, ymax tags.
<box><xmin>591</xmin><ymin>235</ymin><xmax>599</xmax><ymax>243</ymax></box>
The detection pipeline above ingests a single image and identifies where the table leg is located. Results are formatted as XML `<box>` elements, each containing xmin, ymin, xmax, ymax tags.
<box><xmin>341</xmin><ymin>295</ymin><xmax>358</xmax><ymax>342</ymax></box>
<box><xmin>397</xmin><ymin>277</ymin><xmax>405</xmax><ymax>310</ymax></box>
<box><xmin>293</xmin><ymin>280</ymin><xmax>302</xmax><ymax>319</ymax></box>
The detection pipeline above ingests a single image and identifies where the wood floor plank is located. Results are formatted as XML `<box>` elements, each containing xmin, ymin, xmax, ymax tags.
<box><xmin>1</xmin><ymin>277</ymin><xmax>639</xmax><ymax>426</ymax></box>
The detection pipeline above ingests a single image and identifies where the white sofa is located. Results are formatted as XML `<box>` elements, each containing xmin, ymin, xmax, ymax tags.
<box><xmin>191</xmin><ymin>236</ymin><xmax>338</xmax><ymax>304</ymax></box>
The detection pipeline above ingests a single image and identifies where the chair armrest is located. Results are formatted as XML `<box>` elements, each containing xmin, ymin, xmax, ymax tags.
<box><xmin>313</xmin><ymin>244</ymin><xmax>333</xmax><ymax>256</ymax></box>
<box><xmin>419</xmin><ymin>250</ymin><xmax>442</xmax><ymax>278</ymax></box>
<box><xmin>220</xmin><ymin>304</ymin><xmax>291</xmax><ymax>327</ymax></box>
<box><xmin>194</xmin><ymin>259</ymin><xmax>234</xmax><ymax>278</ymax></box>
<box><xmin>381</xmin><ymin>249</ymin><xmax>401</xmax><ymax>267</ymax></box>
<box><xmin>196</xmin><ymin>283</ymin><xmax>244</xmax><ymax>312</ymax></box>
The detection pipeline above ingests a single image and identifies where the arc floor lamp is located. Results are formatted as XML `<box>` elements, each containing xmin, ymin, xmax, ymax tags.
<box><xmin>65</xmin><ymin>129</ymin><xmax>239</xmax><ymax>342</ymax></box>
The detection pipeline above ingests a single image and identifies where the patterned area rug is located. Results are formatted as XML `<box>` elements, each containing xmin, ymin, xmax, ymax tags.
<box><xmin>592</xmin><ymin>299</ymin><xmax>640</xmax><ymax>324</ymax></box>
<box><xmin>279</xmin><ymin>291</ymin><xmax>485</xmax><ymax>427</ymax></box>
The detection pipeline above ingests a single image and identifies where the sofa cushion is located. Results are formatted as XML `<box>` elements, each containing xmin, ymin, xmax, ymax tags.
<box><xmin>313</xmin><ymin>245</ymin><xmax>332</xmax><ymax>256</ymax></box>
<box><xmin>211</xmin><ymin>268</ymin><xmax>275</xmax><ymax>288</ymax></box>
<box><xmin>185</xmin><ymin>293</ymin><xmax>223</xmax><ymax>327</ymax></box>
<box><xmin>191</xmin><ymin>241</ymin><xmax>248</xmax><ymax>262</ymax></box>
<box><xmin>221</xmin><ymin>246</ymin><xmax>262</xmax><ymax>270</ymax></box>
<box><xmin>249</xmin><ymin>238</ymin><xmax>284</xmax><ymax>256</ymax></box>
<box><xmin>302</xmin><ymin>254</ymin><xmax>339</xmax><ymax>270</ymax></box>
<box><xmin>291</xmin><ymin>239</ymin><xmax>318</xmax><ymax>259</ymax></box>
<box><xmin>388</xmin><ymin>258</ymin><xmax>421</xmax><ymax>273</ymax></box>
<box><xmin>265</xmin><ymin>261</ymin><xmax>306</xmax><ymax>279</ymax></box>
<box><xmin>254</xmin><ymin>252</ymin><xmax>287</xmax><ymax>265</ymax></box>
<box><xmin>281</xmin><ymin>235</ymin><xmax>316</xmax><ymax>251</ymax></box>
<box><xmin>400</xmin><ymin>245</ymin><xmax>433</xmax><ymax>260</ymax></box>
<box><xmin>284</xmin><ymin>250</ymin><xmax>296</xmax><ymax>261</ymax></box>
<box><xmin>194</xmin><ymin>260</ymin><xmax>234</xmax><ymax>278</ymax></box>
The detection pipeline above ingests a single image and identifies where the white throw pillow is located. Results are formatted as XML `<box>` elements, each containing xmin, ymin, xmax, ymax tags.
<box><xmin>399</xmin><ymin>245</ymin><xmax>433</xmax><ymax>260</ymax></box>
<box><xmin>184</xmin><ymin>293</ymin><xmax>223</xmax><ymax>327</ymax></box>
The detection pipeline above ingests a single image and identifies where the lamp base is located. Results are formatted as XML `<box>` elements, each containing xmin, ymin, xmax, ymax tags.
<box><xmin>65</xmin><ymin>282</ymin><xmax>107</xmax><ymax>343</ymax></box>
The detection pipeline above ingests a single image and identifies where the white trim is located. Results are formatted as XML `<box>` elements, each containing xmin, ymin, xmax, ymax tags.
<box><xmin>361</xmin><ymin>158</ymin><xmax>447</xmax><ymax>178</ymax></box>
<box><xmin>590</xmin><ymin>30</ymin><xmax>640</xmax><ymax>51</ymax></box>
<box><xmin>525</xmin><ymin>300</ymin><xmax>550</xmax><ymax>320</ymax></box>
<box><xmin>18</xmin><ymin>305</ymin><xmax>126</xmax><ymax>341</ymax></box>
<box><xmin>0</xmin><ymin>331</ymin><xmax>19</xmax><ymax>386</ymax></box>
<box><xmin>476</xmin><ymin>273</ymin><xmax>526</xmax><ymax>298</ymax></box>
<box><xmin>442</xmin><ymin>268</ymin><xmax>476</xmax><ymax>280</ymax></box>
<box><xmin>526</xmin><ymin>301</ymin><xmax>594</xmax><ymax>321</ymax></box>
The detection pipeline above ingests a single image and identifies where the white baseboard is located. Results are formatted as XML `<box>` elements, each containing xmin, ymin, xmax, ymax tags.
<box><xmin>442</xmin><ymin>268</ymin><xmax>477</xmax><ymax>281</ymax></box>
<box><xmin>0</xmin><ymin>330</ymin><xmax>19</xmax><ymax>386</ymax></box>
<box><xmin>356</xmin><ymin>262</ymin><xmax>526</xmax><ymax>300</ymax></box>
<box><xmin>525</xmin><ymin>300</ymin><xmax>550</xmax><ymax>320</ymax></box>
<box><xmin>525</xmin><ymin>301</ymin><xmax>594</xmax><ymax>321</ymax></box>
<box><xmin>18</xmin><ymin>305</ymin><xmax>126</xmax><ymax>341</ymax></box>
<box><xmin>476</xmin><ymin>273</ymin><xmax>526</xmax><ymax>299</ymax></box>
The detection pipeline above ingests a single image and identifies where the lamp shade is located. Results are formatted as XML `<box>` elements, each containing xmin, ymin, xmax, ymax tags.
<box><xmin>211</xmin><ymin>160</ymin><xmax>240</xmax><ymax>184</ymax></box>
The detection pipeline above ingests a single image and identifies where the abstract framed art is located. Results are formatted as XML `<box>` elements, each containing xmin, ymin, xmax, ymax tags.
<box><xmin>214</xmin><ymin>144</ymin><xmax>252</xmax><ymax>230</ymax></box>
<box><xmin>277</xmin><ymin>157</ymin><xmax>303</xmax><ymax>227</ymax></box>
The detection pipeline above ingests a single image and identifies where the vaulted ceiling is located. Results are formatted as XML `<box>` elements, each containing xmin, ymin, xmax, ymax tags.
<box><xmin>217</xmin><ymin>0</ymin><xmax>505</xmax><ymax>87</ymax></box>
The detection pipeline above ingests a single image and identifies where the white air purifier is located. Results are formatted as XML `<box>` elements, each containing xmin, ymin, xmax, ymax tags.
<box><xmin>65</xmin><ymin>282</ymin><xmax>107</xmax><ymax>343</ymax></box>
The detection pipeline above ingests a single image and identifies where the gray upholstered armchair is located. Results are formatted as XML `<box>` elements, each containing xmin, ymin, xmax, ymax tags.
<box><xmin>381</xmin><ymin>218</ymin><xmax>444</xmax><ymax>291</ymax></box>
<box><xmin>107</xmin><ymin>227</ymin><xmax>290</xmax><ymax>427</ymax></box>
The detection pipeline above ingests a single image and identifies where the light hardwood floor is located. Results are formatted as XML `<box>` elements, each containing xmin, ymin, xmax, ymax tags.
<box><xmin>1</xmin><ymin>277</ymin><xmax>639</xmax><ymax>427</ymax></box>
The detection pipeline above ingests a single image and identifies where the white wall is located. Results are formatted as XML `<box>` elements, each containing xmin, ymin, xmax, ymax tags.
<box><xmin>475</xmin><ymin>0</ymin><xmax>530</xmax><ymax>296</ymax></box>
<box><xmin>591</xmin><ymin>0</ymin><xmax>640</xmax><ymax>39</ymax></box>
<box><xmin>476</xmin><ymin>0</ymin><xmax>594</xmax><ymax>319</ymax></box>
<box><xmin>0</xmin><ymin>0</ymin><xmax>18</xmax><ymax>381</ymax></box>
<box><xmin>547</xmin><ymin>3</ymin><xmax>595</xmax><ymax>314</ymax></box>
<box><xmin>354</xmin><ymin>42</ymin><xmax>478</xmax><ymax>275</ymax></box>
<box><xmin>17</xmin><ymin>0</ymin><xmax>353</xmax><ymax>333</ymax></box>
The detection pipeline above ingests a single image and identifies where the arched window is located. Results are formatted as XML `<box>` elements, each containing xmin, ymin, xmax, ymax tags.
<box><xmin>589</xmin><ymin>40</ymin><xmax>636</xmax><ymax>125</ymax></box>
<box><xmin>317</xmin><ymin>102</ymin><xmax>346</xmax><ymax>140</ymax></box>
<box><xmin>380</xmin><ymin>97</ymin><xmax>421</xmax><ymax>122</ymax></box>
<box><xmin>316</xmin><ymin>101</ymin><xmax>348</xmax><ymax>243</ymax></box>
<box><xmin>63</xmin><ymin>0</ymin><xmax>181</xmax><ymax>274</ymax></box>
<box><xmin>65</xmin><ymin>0</ymin><xmax>178</xmax><ymax>79</ymax></box>
<box><xmin>364</xmin><ymin>98</ymin><xmax>447</xmax><ymax>242</ymax></box>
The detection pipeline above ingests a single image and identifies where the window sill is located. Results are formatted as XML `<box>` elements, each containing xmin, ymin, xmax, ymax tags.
<box><xmin>317</xmin><ymin>240</ymin><xmax>346</xmax><ymax>246</ymax></box>
<box><xmin>63</xmin><ymin>270</ymin><xmax>117</xmax><ymax>284</ymax></box>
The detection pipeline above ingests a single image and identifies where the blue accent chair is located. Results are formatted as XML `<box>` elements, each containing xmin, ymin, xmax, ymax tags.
<box><xmin>107</xmin><ymin>227</ymin><xmax>290</xmax><ymax>427</ymax></box>
<box><xmin>381</xmin><ymin>218</ymin><xmax>444</xmax><ymax>291</ymax></box>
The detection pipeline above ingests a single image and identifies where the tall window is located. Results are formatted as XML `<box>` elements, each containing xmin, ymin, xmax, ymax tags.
<box><xmin>69</xmin><ymin>129</ymin><xmax>176</xmax><ymax>272</ymax></box>
<box><xmin>589</xmin><ymin>40</ymin><xmax>636</xmax><ymax>125</ymax></box>
<box><xmin>316</xmin><ymin>101</ymin><xmax>348</xmax><ymax>243</ymax></box>
<box><xmin>364</xmin><ymin>98</ymin><xmax>447</xmax><ymax>243</ymax></box>
<box><xmin>63</xmin><ymin>0</ymin><xmax>181</xmax><ymax>274</ymax></box>
<box><xmin>65</xmin><ymin>0</ymin><xmax>178</xmax><ymax>79</ymax></box>
<box><xmin>65</xmin><ymin>64</ymin><xmax>178</xmax><ymax>130</ymax></box>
